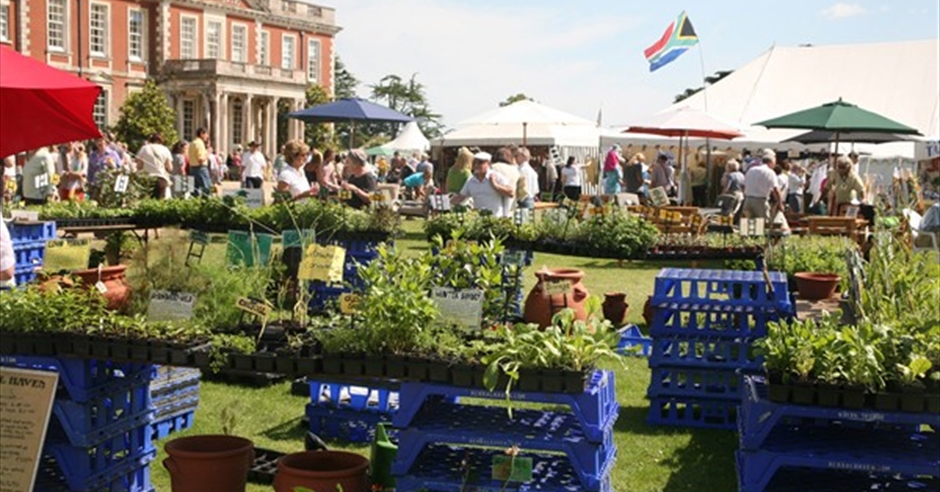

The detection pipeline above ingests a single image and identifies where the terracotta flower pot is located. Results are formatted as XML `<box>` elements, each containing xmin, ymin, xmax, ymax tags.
<box><xmin>602</xmin><ymin>292</ymin><xmax>629</xmax><ymax>327</ymax></box>
<box><xmin>72</xmin><ymin>264</ymin><xmax>132</xmax><ymax>310</ymax></box>
<box><xmin>273</xmin><ymin>450</ymin><xmax>370</xmax><ymax>492</ymax></box>
<box><xmin>523</xmin><ymin>268</ymin><xmax>589</xmax><ymax>329</ymax></box>
<box><xmin>794</xmin><ymin>272</ymin><xmax>840</xmax><ymax>301</ymax></box>
<box><xmin>164</xmin><ymin>435</ymin><xmax>255</xmax><ymax>492</ymax></box>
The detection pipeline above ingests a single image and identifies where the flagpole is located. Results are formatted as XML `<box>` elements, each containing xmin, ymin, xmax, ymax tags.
<box><xmin>696</xmin><ymin>31</ymin><xmax>715</xmax><ymax>206</ymax></box>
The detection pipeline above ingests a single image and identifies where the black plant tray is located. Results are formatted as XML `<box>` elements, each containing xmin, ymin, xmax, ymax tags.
<box><xmin>55</xmin><ymin>217</ymin><xmax>137</xmax><ymax>228</ymax></box>
<box><xmin>62</xmin><ymin>333</ymin><xmax>211</xmax><ymax>366</ymax></box>
<box><xmin>247</xmin><ymin>447</ymin><xmax>285</xmax><ymax>485</ymax></box>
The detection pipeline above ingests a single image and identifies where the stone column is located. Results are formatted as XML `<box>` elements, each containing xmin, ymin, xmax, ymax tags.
<box><xmin>175</xmin><ymin>94</ymin><xmax>184</xmax><ymax>140</ymax></box>
<box><xmin>212</xmin><ymin>92</ymin><xmax>222</xmax><ymax>150</ymax></box>
<box><xmin>244</xmin><ymin>94</ymin><xmax>254</xmax><ymax>145</ymax></box>
<box><xmin>219</xmin><ymin>93</ymin><xmax>229</xmax><ymax>152</ymax></box>
<box><xmin>271</xmin><ymin>96</ymin><xmax>281</xmax><ymax>152</ymax></box>
<box><xmin>295</xmin><ymin>99</ymin><xmax>304</xmax><ymax>142</ymax></box>
<box><xmin>266</xmin><ymin>99</ymin><xmax>275</xmax><ymax>157</ymax></box>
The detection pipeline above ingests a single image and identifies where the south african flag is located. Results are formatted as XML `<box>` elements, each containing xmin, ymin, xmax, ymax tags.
<box><xmin>644</xmin><ymin>11</ymin><xmax>699</xmax><ymax>72</ymax></box>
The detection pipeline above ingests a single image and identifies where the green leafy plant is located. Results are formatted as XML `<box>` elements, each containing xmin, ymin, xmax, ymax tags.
<box><xmin>765</xmin><ymin>235</ymin><xmax>853</xmax><ymax>280</ymax></box>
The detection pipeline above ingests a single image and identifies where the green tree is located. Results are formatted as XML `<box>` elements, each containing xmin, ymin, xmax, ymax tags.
<box><xmin>302</xmin><ymin>84</ymin><xmax>339</xmax><ymax>149</ymax></box>
<box><xmin>500</xmin><ymin>93</ymin><xmax>532</xmax><ymax>106</ymax></box>
<box><xmin>112</xmin><ymin>80</ymin><xmax>179</xmax><ymax>153</ymax></box>
<box><xmin>369</xmin><ymin>73</ymin><xmax>444</xmax><ymax>140</ymax></box>
<box><xmin>674</xmin><ymin>70</ymin><xmax>733</xmax><ymax>103</ymax></box>
<box><xmin>334</xmin><ymin>55</ymin><xmax>359</xmax><ymax>99</ymax></box>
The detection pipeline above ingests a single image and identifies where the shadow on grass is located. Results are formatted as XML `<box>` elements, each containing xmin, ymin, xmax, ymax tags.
<box><xmin>616</xmin><ymin>406</ymin><xmax>737</xmax><ymax>491</ymax></box>
<box><xmin>260</xmin><ymin>416</ymin><xmax>308</xmax><ymax>442</ymax></box>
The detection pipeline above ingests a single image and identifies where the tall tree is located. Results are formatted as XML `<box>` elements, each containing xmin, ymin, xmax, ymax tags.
<box><xmin>674</xmin><ymin>70</ymin><xmax>733</xmax><ymax>103</ymax></box>
<box><xmin>334</xmin><ymin>55</ymin><xmax>359</xmax><ymax>99</ymax></box>
<box><xmin>112</xmin><ymin>80</ymin><xmax>178</xmax><ymax>153</ymax></box>
<box><xmin>500</xmin><ymin>93</ymin><xmax>532</xmax><ymax>106</ymax></box>
<box><xmin>369</xmin><ymin>73</ymin><xmax>444</xmax><ymax>140</ymax></box>
<box><xmin>300</xmin><ymin>84</ymin><xmax>338</xmax><ymax>149</ymax></box>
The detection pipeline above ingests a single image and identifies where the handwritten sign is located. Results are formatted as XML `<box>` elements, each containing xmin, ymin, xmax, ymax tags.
<box><xmin>542</xmin><ymin>280</ymin><xmax>571</xmax><ymax>296</ymax></box>
<box><xmin>235</xmin><ymin>297</ymin><xmax>271</xmax><ymax>318</ymax></box>
<box><xmin>223</xmin><ymin>188</ymin><xmax>264</xmax><ymax>209</ymax></box>
<box><xmin>431</xmin><ymin>287</ymin><xmax>484</xmax><ymax>329</ymax></box>
<box><xmin>0</xmin><ymin>367</ymin><xmax>58</xmax><ymax>492</ymax></box>
<box><xmin>148</xmin><ymin>290</ymin><xmax>196</xmax><ymax>321</ymax></box>
<box><xmin>114</xmin><ymin>174</ymin><xmax>130</xmax><ymax>193</ymax></box>
<box><xmin>339</xmin><ymin>293</ymin><xmax>361</xmax><ymax>314</ymax></box>
<box><xmin>298</xmin><ymin>244</ymin><xmax>346</xmax><ymax>282</ymax></box>
<box><xmin>9</xmin><ymin>211</ymin><xmax>39</xmax><ymax>222</ymax></box>
<box><xmin>649</xmin><ymin>186</ymin><xmax>669</xmax><ymax>207</ymax></box>
<box><xmin>492</xmin><ymin>455</ymin><xmax>533</xmax><ymax>482</ymax></box>
<box><xmin>500</xmin><ymin>250</ymin><xmax>527</xmax><ymax>267</ymax></box>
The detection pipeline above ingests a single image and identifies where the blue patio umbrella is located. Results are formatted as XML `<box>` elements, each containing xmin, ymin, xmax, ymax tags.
<box><xmin>288</xmin><ymin>97</ymin><xmax>413</xmax><ymax>147</ymax></box>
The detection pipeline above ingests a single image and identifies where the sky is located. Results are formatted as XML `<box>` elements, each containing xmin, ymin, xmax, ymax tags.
<box><xmin>320</xmin><ymin>0</ymin><xmax>940</xmax><ymax>129</ymax></box>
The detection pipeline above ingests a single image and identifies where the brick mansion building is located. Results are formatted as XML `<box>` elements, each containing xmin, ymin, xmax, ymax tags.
<box><xmin>1</xmin><ymin>0</ymin><xmax>339</xmax><ymax>157</ymax></box>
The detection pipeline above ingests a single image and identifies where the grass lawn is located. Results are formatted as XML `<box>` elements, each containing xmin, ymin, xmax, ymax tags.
<box><xmin>45</xmin><ymin>220</ymin><xmax>739</xmax><ymax>492</ymax></box>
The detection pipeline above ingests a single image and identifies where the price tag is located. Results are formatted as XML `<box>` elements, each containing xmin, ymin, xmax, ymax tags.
<box><xmin>114</xmin><ymin>175</ymin><xmax>130</xmax><ymax>193</ymax></box>
<box><xmin>500</xmin><ymin>250</ymin><xmax>527</xmax><ymax>267</ymax></box>
<box><xmin>339</xmin><ymin>293</ymin><xmax>361</xmax><ymax>314</ymax></box>
<box><xmin>236</xmin><ymin>297</ymin><xmax>272</xmax><ymax>317</ymax></box>
<box><xmin>492</xmin><ymin>455</ymin><xmax>533</xmax><ymax>482</ymax></box>
<box><xmin>542</xmin><ymin>280</ymin><xmax>571</xmax><ymax>296</ymax></box>
<box><xmin>94</xmin><ymin>281</ymin><xmax>108</xmax><ymax>293</ymax></box>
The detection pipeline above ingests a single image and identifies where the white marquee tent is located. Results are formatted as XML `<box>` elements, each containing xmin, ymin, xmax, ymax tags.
<box><xmin>367</xmin><ymin>121</ymin><xmax>430</xmax><ymax>156</ymax></box>
<box><xmin>603</xmin><ymin>39</ymin><xmax>940</xmax><ymax>158</ymax></box>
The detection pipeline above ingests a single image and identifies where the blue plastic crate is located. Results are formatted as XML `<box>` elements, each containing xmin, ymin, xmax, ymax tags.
<box><xmin>393</xmin><ymin>402</ymin><xmax>616</xmax><ymax>491</ymax></box>
<box><xmin>307</xmin><ymin>283</ymin><xmax>349</xmax><ymax>311</ymax></box>
<box><xmin>649</xmin><ymin>336</ymin><xmax>763</xmax><ymax>372</ymax></box>
<box><xmin>152</xmin><ymin>385</ymin><xmax>200</xmax><ymax>419</ymax></box>
<box><xmin>13</xmin><ymin>240</ymin><xmax>46</xmax><ymax>269</ymax></box>
<box><xmin>149</xmin><ymin>366</ymin><xmax>201</xmax><ymax>397</ymax></box>
<box><xmin>35</xmin><ymin>454</ymin><xmax>153</xmax><ymax>492</ymax></box>
<box><xmin>647</xmin><ymin>367</ymin><xmax>743</xmax><ymax>401</ymax></box>
<box><xmin>13</xmin><ymin>267</ymin><xmax>37</xmax><ymax>286</ymax></box>
<box><xmin>9</xmin><ymin>220</ymin><xmax>57</xmax><ymax>242</ymax></box>
<box><xmin>650</xmin><ymin>302</ymin><xmax>788</xmax><ymax>339</ymax></box>
<box><xmin>735</xmin><ymin>462</ymin><xmax>940</xmax><ymax>492</ymax></box>
<box><xmin>46</xmin><ymin>383</ymin><xmax>153</xmax><ymax>448</ymax></box>
<box><xmin>395</xmin><ymin>370</ymin><xmax>617</xmax><ymax>443</ymax></box>
<box><xmin>44</xmin><ymin>422</ymin><xmax>155</xmax><ymax>491</ymax></box>
<box><xmin>736</xmin><ymin>426</ymin><xmax>939</xmax><ymax>492</ymax></box>
<box><xmin>305</xmin><ymin>404</ymin><xmax>393</xmax><ymax>443</ymax></box>
<box><xmin>151</xmin><ymin>409</ymin><xmax>196</xmax><ymax>440</ymax></box>
<box><xmin>394</xmin><ymin>444</ymin><xmax>613</xmax><ymax>492</ymax></box>
<box><xmin>739</xmin><ymin>376</ymin><xmax>940</xmax><ymax>451</ymax></box>
<box><xmin>617</xmin><ymin>325</ymin><xmax>652</xmax><ymax>357</ymax></box>
<box><xmin>652</xmin><ymin>268</ymin><xmax>790</xmax><ymax>310</ymax></box>
<box><xmin>308</xmin><ymin>379</ymin><xmax>399</xmax><ymax>414</ymax></box>
<box><xmin>647</xmin><ymin>395</ymin><xmax>738</xmax><ymax>430</ymax></box>
<box><xmin>0</xmin><ymin>355</ymin><xmax>155</xmax><ymax>402</ymax></box>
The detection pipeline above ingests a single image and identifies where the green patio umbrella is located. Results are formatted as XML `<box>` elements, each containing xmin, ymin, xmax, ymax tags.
<box><xmin>756</xmin><ymin>98</ymin><xmax>921</xmax><ymax>145</ymax></box>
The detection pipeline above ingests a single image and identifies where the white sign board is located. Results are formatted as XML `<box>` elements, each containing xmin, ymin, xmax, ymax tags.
<box><xmin>9</xmin><ymin>211</ymin><xmax>39</xmax><ymax>222</ymax></box>
<box><xmin>431</xmin><ymin>287</ymin><xmax>484</xmax><ymax>330</ymax></box>
<box><xmin>222</xmin><ymin>189</ymin><xmax>264</xmax><ymax>209</ymax></box>
<box><xmin>114</xmin><ymin>175</ymin><xmax>130</xmax><ymax>193</ymax></box>
<box><xmin>0</xmin><ymin>366</ymin><xmax>58</xmax><ymax>492</ymax></box>
<box><xmin>147</xmin><ymin>290</ymin><xmax>196</xmax><ymax>321</ymax></box>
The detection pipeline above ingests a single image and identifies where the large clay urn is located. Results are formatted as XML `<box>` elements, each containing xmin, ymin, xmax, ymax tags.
<box><xmin>72</xmin><ymin>265</ymin><xmax>131</xmax><ymax>310</ymax></box>
<box><xmin>273</xmin><ymin>450</ymin><xmax>371</xmax><ymax>492</ymax></box>
<box><xmin>523</xmin><ymin>268</ymin><xmax>589</xmax><ymax>329</ymax></box>
<box><xmin>602</xmin><ymin>292</ymin><xmax>629</xmax><ymax>327</ymax></box>
<box><xmin>164</xmin><ymin>435</ymin><xmax>255</xmax><ymax>492</ymax></box>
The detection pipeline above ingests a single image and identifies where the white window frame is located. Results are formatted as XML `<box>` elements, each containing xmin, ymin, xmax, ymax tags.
<box><xmin>47</xmin><ymin>0</ymin><xmax>68</xmax><ymax>52</ymax></box>
<box><xmin>180</xmin><ymin>15</ymin><xmax>198</xmax><ymax>59</ymax></box>
<box><xmin>127</xmin><ymin>7</ymin><xmax>145</xmax><ymax>62</ymax></box>
<box><xmin>231</xmin><ymin>99</ymin><xmax>244</xmax><ymax>146</ymax></box>
<box><xmin>0</xmin><ymin>1</ymin><xmax>10</xmax><ymax>43</ymax></box>
<box><xmin>259</xmin><ymin>30</ymin><xmax>270</xmax><ymax>66</ymax></box>
<box><xmin>281</xmin><ymin>33</ymin><xmax>296</xmax><ymax>70</ymax></box>
<box><xmin>182</xmin><ymin>99</ymin><xmax>195</xmax><ymax>141</ymax></box>
<box><xmin>306</xmin><ymin>38</ymin><xmax>320</xmax><ymax>83</ymax></box>
<box><xmin>93</xmin><ymin>90</ymin><xmax>109</xmax><ymax>129</ymax></box>
<box><xmin>231</xmin><ymin>23</ymin><xmax>248</xmax><ymax>63</ymax></box>
<box><xmin>89</xmin><ymin>2</ymin><xmax>109</xmax><ymax>58</ymax></box>
<box><xmin>205</xmin><ymin>19</ymin><xmax>222</xmax><ymax>60</ymax></box>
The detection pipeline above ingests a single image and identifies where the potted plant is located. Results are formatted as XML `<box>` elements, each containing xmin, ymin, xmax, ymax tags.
<box><xmin>272</xmin><ymin>450</ymin><xmax>370</xmax><ymax>492</ymax></box>
<box><xmin>163</xmin><ymin>430</ymin><xmax>254</xmax><ymax>492</ymax></box>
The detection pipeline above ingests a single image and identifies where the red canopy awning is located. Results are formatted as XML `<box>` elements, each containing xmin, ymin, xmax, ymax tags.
<box><xmin>0</xmin><ymin>45</ymin><xmax>102</xmax><ymax>157</ymax></box>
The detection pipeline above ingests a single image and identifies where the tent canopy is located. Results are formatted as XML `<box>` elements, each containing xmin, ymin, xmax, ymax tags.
<box><xmin>435</xmin><ymin>100</ymin><xmax>600</xmax><ymax>148</ymax></box>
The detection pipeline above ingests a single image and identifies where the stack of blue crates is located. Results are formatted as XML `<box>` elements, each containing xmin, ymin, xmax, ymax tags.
<box><xmin>305</xmin><ymin>379</ymin><xmax>398</xmax><ymax>443</ymax></box>
<box><xmin>7</xmin><ymin>220</ymin><xmax>56</xmax><ymax>286</ymax></box>
<box><xmin>308</xmin><ymin>238</ymin><xmax>385</xmax><ymax>312</ymax></box>
<box><xmin>737</xmin><ymin>375</ymin><xmax>940</xmax><ymax>492</ymax></box>
<box><xmin>392</xmin><ymin>370</ymin><xmax>618</xmax><ymax>491</ymax></box>
<box><xmin>149</xmin><ymin>366</ymin><xmax>200</xmax><ymax>440</ymax></box>
<box><xmin>646</xmin><ymin>268</ymin><xmax>792</xmax><ymax>429</ymax></box>
<box><xmin>0</xmin><ymin>355</ymin><xmax>156</xmax><ymax>492</ymax></box>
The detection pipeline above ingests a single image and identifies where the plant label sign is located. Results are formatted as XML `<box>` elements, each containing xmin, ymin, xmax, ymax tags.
<box><xmin>298</xmin><ymin>245</ymin><xmax>346</xmax><ymax>282</ymax></box>
<box><xmin>113</xmin><ymin>175</ymin><xmax>130</xmax><ymax>193</ymax></box>
<box><xmin>542</xmin><ymin>280</ymin><xmax>571</xmax><ymax>296</ymax></box>
<box><xmin>429</xmin><ymin>194</ymin><xmax>451</xmax><ymax>212</ymax></box>
<box><xmin>222</xmin><ymin>189</ymin><xmax>264</xmax><ymax>209</ymax></box>
<box><xmin>431</xmin><ymin>287</ymin><xmax>483</xmax><ymax>330</ymax></box>
<box><xmin>649</xmin><ymin>186</ymin><xmax>669</xmax><ymax>207</ymax></box>
<box><xmin>513</xmin><ymin>208</ymin><xmax>532</xmax><ymax>226</ymax></box>
<box><xmin>0</xmin><ymin>367</ymin><xmax>58</xmax><ymax>492</ymax></box>
<box><xmin>9</xmin><ymin>210</ymin><xmax>39</xmax><ymax>222</ymax></box>
<box><xmin>739</xmin><ymin>218</ymin><xmax>765</xmax><ymax>237</ymax></box>
<box><xmin>339</xmin><ymin>293</ymin><xmax>360</xmax><ymax>314</ymax></box>
<box><xmin>500</xmin><ymin>250</ymin><xmax>527</xmax><ymax>267</ymax></box>
<box><xmin>236</xmin><ymin>297</ymin><xmax>271</xmax><ymax>318</ymax></box>
<box><xmin>148</xmin><ymin>290</ymin><xmax>196</xmax><ymax>322</ymax></box>
<box><xmin>491</xmin><ymin>455</ymin><xmax>533</xmax><ymax>482</ymax></box>
<box><xmin>94</xmin><ymin>281</ymin><xmax>108</xmax><ymax>294</ymax></box>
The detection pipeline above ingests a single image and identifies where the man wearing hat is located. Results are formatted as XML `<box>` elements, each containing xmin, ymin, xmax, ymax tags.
<box><xmin>452</xmin><ymin>151</ymin><xmax>514</xmax><ymax>217</ymax></box>
<box><xmin>241</xmin><ymin>141</ymin><xmax>267</xmax><ymax>189</ymax></box>
<box><xmin>741</xmin><ymin>149</ymin><xmax>781</xmax><ymax>220</ymax></box>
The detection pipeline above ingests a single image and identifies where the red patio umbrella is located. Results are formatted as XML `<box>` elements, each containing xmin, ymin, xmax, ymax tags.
<box><xmin>0</xmin><ymin>45</ymin><xmax>102</xmax><ymax>157</ymax></box>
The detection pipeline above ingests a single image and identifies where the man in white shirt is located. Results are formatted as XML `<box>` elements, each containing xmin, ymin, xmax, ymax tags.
<box><xmin>515</xmin><ymin>147</ymin><xmax>539</xmax><ymax>209</ymax></box>
<box><xmin>241</xmin><ymin>141</ymin><xmax>267</xmax><ymax>189</ymax></box>
<box><xmin>742</xmin><ymin>149</ymin><xmax>781</xmax><ymax>220</ymax></box>
<box><xmin>452</xmin><ymin>151</ymin><xmax>515</xmax><ymax>217</ymax></box>
<box><xmin>21</xmin><ymin>146</ymin><xmax>57</xmax><ymax>205</ymax></box>
<box><xmin>136</xmin><ymin>133</ymin><xmax>173</xmax><ymax>199</ymax></box>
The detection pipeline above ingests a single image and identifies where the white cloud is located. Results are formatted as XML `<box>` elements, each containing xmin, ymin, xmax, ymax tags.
<box><xmin>819</xmin><ymin>2</ymin><xmax>869</xmax><ymax>19</ymax></box>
